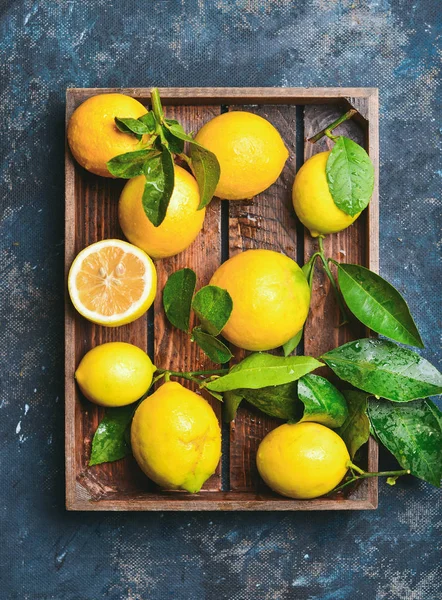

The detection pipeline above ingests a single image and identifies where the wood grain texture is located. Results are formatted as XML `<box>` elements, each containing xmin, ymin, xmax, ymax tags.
<box><xmin>152</xmin><ymin>105</ymin><xmax>223</xmax><ymax>491</ymax></box>
<box><xmin>227</xmin><ymin>104</ymin><xmax>298</xmax><ymax>491</ymax></box>
<box><xmin>65</xmin><ymin>88</ymin><xmax>379</xmax><ymax>510</ymax></box>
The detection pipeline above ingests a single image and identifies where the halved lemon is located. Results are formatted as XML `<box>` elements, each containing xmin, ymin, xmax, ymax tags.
<box><xmin>68</xmin><ymin>239</ymin><xmax>157</xmax><ymax>327</ymax></box>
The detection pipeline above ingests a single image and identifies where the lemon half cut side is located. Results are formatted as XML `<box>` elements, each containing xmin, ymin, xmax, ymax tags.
<box><xmin>68</xmin><ymin>239</ymin><xmax>157</xmax><ymax>327</ymax></box>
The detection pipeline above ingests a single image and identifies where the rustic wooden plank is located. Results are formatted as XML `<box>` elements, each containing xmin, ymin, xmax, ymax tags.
<box><xmin>68</xmin><ymin>87</ymin><xmax>378</xmax><ymax>105</ymax></box>
<box><xmin>152</xmin><ymin>105</ymin><xmax>223</xmax><ymax>491</ymax></box>
<box><xmin>302</xmin><ymin>104</ymin><xmax>367</xmax><ymax>364</ymax></box>
<box><xmin>227</xmin><ymin>104</ymin><xmax>298</xmax><ymax>492</ymax></box>
<box><xmin>67</xmin><ymin>492</ymin><xmax>376</xmax><ymax>512</ymax></box>
<box><xmin>65</xmin><ymin>90</ymin><xmax>151</xmax><ymax>505</ymax></box>
<box><xmin>302</xmin><ymin>102</ymin><xmax>379</xmax><ymax>504</ymax></box>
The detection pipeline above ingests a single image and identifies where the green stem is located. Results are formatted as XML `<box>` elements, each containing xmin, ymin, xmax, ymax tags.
<box><xmin>151</xmin><ymin>87</ymin><xmax>164</xmax><ymax>124</ymax></box>
<box><xmin>156</xmin><ymin>368</ymin><xmax>226</xmax><ymax>386</ymax></box>
<box><xmin>331</xmin><ymin>464</ymin><xmax>411</xmax><ymax>495</ymax></box>
<box><xmin>308</xmin><ymin>108</ymin><xmax>357</xmax><ymax>144</ymax></box>
<box><xmin>317</xmin><ymin>237</ymin><xmax>349</xmax><ymax>325</ymax></box>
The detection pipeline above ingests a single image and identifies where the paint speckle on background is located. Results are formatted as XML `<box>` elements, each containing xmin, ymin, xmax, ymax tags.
<box><xmin>0</xmin><ymin>1</ymin><xmax>441</xmax><ymax>599</ymax></box>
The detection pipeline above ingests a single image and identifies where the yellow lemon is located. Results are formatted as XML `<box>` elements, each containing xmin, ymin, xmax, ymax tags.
<box><xmin>67</xmin><ymin>93</ymin><xmax>148</xmax><ymax>177</ymax></box>
<box><xmin>68</xmin><ymin>239</ymin><xmax>157</xmax><ymax>327</ymax></box>
<box><xmin>75</xmin><ymin>342</ymin><xmax>155</xmax><ymax>407</ymax></box>
<box><xmin>131</xmin><ymin>382</ymin><xmax>221</xmax><ymax>493</ymax></box>
<box><xmin>119</xmin><ymin>165</ymin><xmax>205</xmax><ymax>259</ymax></box>
<box><xmin>257</xmin><ymin>422</ymin><xmax>350</xmax><ymax>499</ymax></box>
<box><xmin>194</xmin><ymin>111</ymin><xmax>288</xmax><ymax>200</ymax></box>
<box><xmin>292</xmin><ymin>151</ymin><xmax>360</xmax><ymax>237</ymax></box>
<box><xmin>209</xmin><ymin>249</ymin><xmax>310</xmax><ymax>351</ymax></box>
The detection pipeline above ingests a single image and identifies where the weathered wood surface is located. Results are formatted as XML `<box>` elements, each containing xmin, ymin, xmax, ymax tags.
<box><xmin>65</xmin><ymin>88</ymin><xmax>379</xmax><ymax>510</ymax></box>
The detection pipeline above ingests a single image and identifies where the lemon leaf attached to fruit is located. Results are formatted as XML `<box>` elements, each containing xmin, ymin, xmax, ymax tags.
<box><xmin>107</xmin><ymin>88</ymin><xmax>220</xmax><ymax>226</ymax></box>
<box><xmin>326</xmin><ymin>136</ymin><xmax>374</xmax><ymax>217</ymax></box>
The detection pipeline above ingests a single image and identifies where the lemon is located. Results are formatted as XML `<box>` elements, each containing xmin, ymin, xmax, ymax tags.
<box><xmin>257</xmin><ymin>422</ymin><xmax>350</xmax><ymax>499</ymax></box>
<box><xmin>75</xmin><ymin>342</ymin><xmax>155</xmax><ymax>407</ymax></box>
<box><xmin>194</xmin><ymin>111</ymin><xmax>288</xmax><ymax>200</ymax></box>
<box><xmin>292</xmin><ymin>151</ymin><xmax>360</xmax><ymax>237</ymax></box>
<box><xmin>67</xmin><ymin>93</ymin><xmax>148</xmax><ymax>177</ymax></box>
<box><xmin>131</xmin><ymin>382</ymin><xmax>221</xmax><ymax>493</ymax></box>
<box><xmin>119</xmin><ymin>165</ymin><xmax>205</xmax><ymax>259</ymax></box>
<box><xmin>209</xmin><ymin>249</ymin><xmax>310</xmax><ymax>351</ymax></box>
<box><xmin>68</xmin><ymin>239</ymin><xmax>157</xmax><ymax>327</ymax></box>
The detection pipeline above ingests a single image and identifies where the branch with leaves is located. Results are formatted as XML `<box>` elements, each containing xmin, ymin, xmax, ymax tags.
<box><xmin>106</xmin><ymin>88</ymin><xmax>220</xmax><ymax>226</ymax></box>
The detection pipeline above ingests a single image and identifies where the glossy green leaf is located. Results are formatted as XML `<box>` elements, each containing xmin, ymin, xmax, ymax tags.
<box><xmin>190</xmin><ymin>143</ymin><xmax>221</xmax><ymax>209</ymax></box>
<box><xmin>192</xmin><ymin>285</ymin><xmax>233</xmax><ymax>336</ymax></box>
<box><xmin>106</xmin><ymin>148</ymin><xmax>158</xmax><ymax>179</ymax></box>
<box><xmin>89</xmin><ymin>405</ymin><xmax>135</xmax><ymax>466</ymax></box>
<box><xmin>282</xmin><ymin>329</ymin><xmax>303</xmax><ymax>356</ymax></box>
<box><xmin>338</xmin><ymin>263</ymin><xmax>423</xmax><ymax>348</ymax></box>
<box><xmin>323</xmin><ymin>338</ymin><xmax>442</xmax><ymax>402</ymax></box>
<box><xmin>138</xmin><ymin>112</ymin><xmax>157</xmax><ymax>133</ymax></box>
<box><xmin>223</xmin><ymin>390</ymin><xmax>244</xmax><ymax>422</ymax></box>
<box><xmin>163</xmin><ymin>268</ymin><xmax>196</xmax><ymax>332</ymax></box>
<box><xmin>115</xmin><ymin>117</ymin><xmax>150</xmax><ymax>138</ymax></box>
<box><xmin>302</xmin><ymin>254</ymin><xmax>318</xmax><ymax>290</ymax></box>
<box><xmin>192</xmin><ymin>327</ymin><xmax>233</xmax><ymax>364</ymax></box>
<box><xmin>297</xmin><ymin>374</ymin><xmax>348</xmax><ymax>427</ymax></box>
<box><xmin>326</xmin><ymin>136</ymin><xmax>374</xmax><ymax>217</ymax></box>
<box><xmin>206</xmin><ymin>353</ymin><xmax>323</xmax><ymax>393</ymax></box>
<box><xmin>368</xmin><ymin>397</ymin><xmax>442</xmax><ymax>487</ymax></box>
<box><xmin>142</xmin><ymin>146</ymin><xmax>175</xmax><ymax>226</ymax></box>
<box><xmin>336</xmin><ymin>390</ymin><xmax>370</xmax><ymax>458</ymax></box>
<box><xmin>165</xmin><ymin>120</ymin><xmax>193</xmax><ymax>142</ymax></box>
<box><xmin>239</xmin><ymin>382</ymin><xmax>300</xmax><ymax>420</ymax></box>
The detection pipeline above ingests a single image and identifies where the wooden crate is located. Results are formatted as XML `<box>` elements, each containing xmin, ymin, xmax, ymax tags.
<box><xmin>65</xmin><ymin>88</ymin><xmax>379</xmax><ymax>511</ymax></box>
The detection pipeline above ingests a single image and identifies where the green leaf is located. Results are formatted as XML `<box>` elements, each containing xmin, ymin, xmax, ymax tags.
<box><xmin>89</xmin><ymin>405</ymin><xmax>135</xmax><ymax>466</ymax></box>
<box><xmin>192</xmin><ymin>285</ymin><xmax>233</xmax><ymax>336</ymax></box>
<box><xmin>297</xmin><ymin>374</ymin><xmax>348</xmax><ymax>428</ymax></box>
<box><xmin>190</xmin><ymin>143</ymin><xmax>221</xmax><ymax>209</ymax></box>
<box><xmin>322</xmin><ymin>338</ymin><xmax>442</xmax><ymax>402</ymax></box>
<box><xmin>223</xmin><ymin>390</ymin><xmax>244</xmax><ymax>422</ymax></box>
<box><xmin>106</xmin><ymin>149</ymin><xmax>158</xmax><ymax>179</ymax></box>
<box><xmin>302</xmin><ymin>254</ymin><xmax>318</xmax><ymax>290</ymax></box>
<box><xmin>206</xmin><ymin>353</ymin><xmax>323</xmax><ymax>393</ymax></box>
<box><xmin>142</xmin><ymin>146</ymin><xmax>175</xmax><ymax>226</ymax></box>
<box><xmin>239</xmin><ymin>382</ymin><xmax>300</xmax><ymax>420</ymax></box>
<box><xmin>115</xmin><ymin>117</ymin><xmax>150</xmax><ymax>138</ymax></box>
<box><xmin>282</xmin><ymin>329</ymin><xmax>303</xmax><ymax>356</ymax></box>
<box><xmin>163</xmin><ymin>268</ymin><xmax>196</xmax><ymax>332</ymax></box>
<box><xmin>336</xmin><ymin>390</ymin><xmax>370</xmax><ymax>458</ymax></box>
<box><xmin>368</xmin><ymin>397</ymin><xmax>442</xmax><ymax>487</ymax></box>
<box><xmin>138</xmin><ymin>112</ymin><xmax>157</xmax><ymax>133</ymax></box>
<box><xmin>326</xmin><ymin>136</ymin><xmax>374</xmax><ymax>217</ymax></box>
<box><xmin>337</xmin><ymin>263</ymin><xmax>423</xmax><ymax>348</ymax></box>
<box><xmin>165</xmin><ymin>120</ymin><xmax>193</xmax><ymax>141</ymax></box>
<box><xmin>192</xmin><ymin>327</ymin><xmax>233</xmax><ymax>364</ymax></box>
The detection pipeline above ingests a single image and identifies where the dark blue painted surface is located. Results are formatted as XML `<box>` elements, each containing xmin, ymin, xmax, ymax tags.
<box><xmin>1</xmin><ymin>1</ymin><xmax>441</xmax><ymax>598</ymax></box>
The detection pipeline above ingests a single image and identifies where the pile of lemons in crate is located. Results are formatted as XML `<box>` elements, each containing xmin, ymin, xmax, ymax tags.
<box><xmin>66</xmin><ymin>89</ymin><xmax>442</xmax><ymax>500</ymax></box>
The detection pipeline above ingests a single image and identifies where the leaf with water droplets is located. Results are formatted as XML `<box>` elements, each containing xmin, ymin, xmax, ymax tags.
<box><xmin>326</xmin><ymin>136</ymin><xmax>374</xmax><ymax>216</ymax></box>
<box><xmin>336</xmin><ymin>390</ymin><xmax>370</xmax><ymax>458</ymax></box>
<box><xmin>205</xmin><ymin>353</ymin><xmax>322</xmax><ymax>392</ymax></box>
<box><xmin>368</xmin><ymin>397</ymin><xmax>442</xmax><ymax>487</ymax></box>
<box><xmin>297</xmin><ymin>374</ymin><xmax>348</xmax><ymax>427</ymax></box>
<box><xmin>322</xmin><ymin>338</ymin><xmax>442</xmax><ymax>402</ymax></box>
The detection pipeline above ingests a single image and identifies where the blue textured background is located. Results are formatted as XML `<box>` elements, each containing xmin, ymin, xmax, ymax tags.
<box><xmin>1</xmin><ymin>1</ymin><xmax>441</xmax><ymax>599</ymax></box>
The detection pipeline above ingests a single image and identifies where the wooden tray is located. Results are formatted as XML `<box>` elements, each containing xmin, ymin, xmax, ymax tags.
<box><xmin>65</xmin><ymin>87</ymin><xmax>379</xmax><ymax>511</ymax></box>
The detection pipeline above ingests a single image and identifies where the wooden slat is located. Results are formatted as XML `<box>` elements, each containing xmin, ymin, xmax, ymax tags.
<box><xmin>302</xmin><ymin>105</ymin><xmax>367</xmax><ymax>365</ymax></box>
<box><xmin>153</xmin><ymin>105</ymin><xmax>223</xmax><ymax>491</ymax></box>
<box><xmin>67</xmin><ymin>87</ymin><xmax>379</xmax><ymax>105</ymax></box>
<box><xmin>227</xmin><ymin>105</ymin><xmax>298</xmax><ymax>491</ymax></box>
